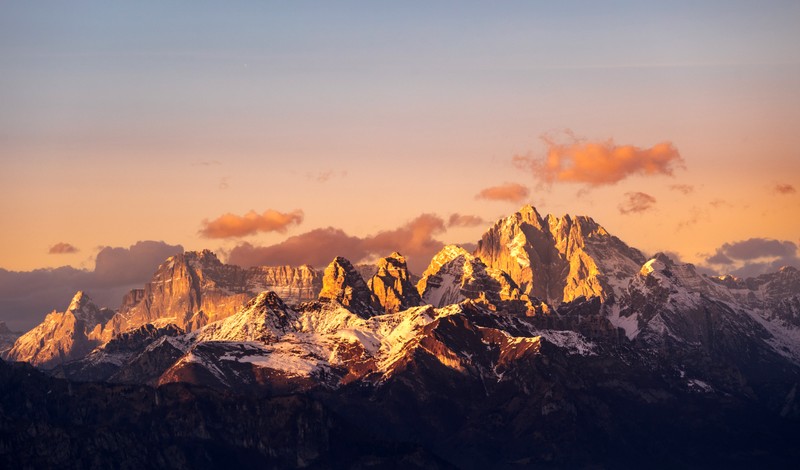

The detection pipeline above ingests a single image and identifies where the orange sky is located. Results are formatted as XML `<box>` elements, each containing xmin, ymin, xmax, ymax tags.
<box><xmin>1</xmin><ymin>2</ymin><xmax>799</xmax><ymax>277</ymax></box>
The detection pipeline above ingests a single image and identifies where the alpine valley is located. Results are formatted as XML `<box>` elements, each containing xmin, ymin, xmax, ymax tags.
<box><xmin>2</xmin><ymin>205</ymin><xmax>799</xmax><ymax>469</ymax></box>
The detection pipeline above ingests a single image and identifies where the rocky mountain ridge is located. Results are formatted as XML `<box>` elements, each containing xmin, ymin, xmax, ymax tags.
<box><xmin>3</xmin><ymin>204</ymin><xmax>800</xmax><ymax>467</ymax></box>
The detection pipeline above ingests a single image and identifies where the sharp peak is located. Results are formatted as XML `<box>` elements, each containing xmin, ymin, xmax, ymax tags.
<box><xmin>68</xmin><ymin>290</ymin><xmax>94</xmax><ymax>308</ymax></box>
<box><xmin>496</xmin><ymin>206</ymin><xmax>608</xmax><ymax>239</ymax></box>
<box><xmin>163</xmin><ymin>249</ymin><xmax>221</xmax><ymax>268</ymax></box>
<box><xmin>247</xmin><ymin>291</ymin><xmax>289</xmax><ymax>311</ymax></box>
<box><xmin>376</xmin><ymin>251</ymin><xmax>409</xmax><ymax>266</ymax></box>
<box><xmin>514</xmin><ymin>205</ymin><xmax>599</xmax><ymax>224</ymax></box>
<box><xmin>436</xmin><ymin>244</ymin><xmax>472</xmax><ymax>258</ymax></box>
<box><xmin>651</xmin><ymin>252</ymin><xmax>675</xmax><ymax>263</ymax></box>
<box><xmin>328</xmin><ymin>256</ymin><xmax>357</xmax><ymax>268</ymax></box>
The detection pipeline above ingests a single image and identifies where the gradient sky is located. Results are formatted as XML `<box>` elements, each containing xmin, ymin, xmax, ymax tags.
<box><xmin>2</xmin><ymin>1</ymin><xmax>799</xmax><ymax>279</ymax></box>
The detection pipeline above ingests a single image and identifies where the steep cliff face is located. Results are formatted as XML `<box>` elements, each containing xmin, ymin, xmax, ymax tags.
<box><xmin>367</xmin><ymin>252</ymin><xmax>422</xmax><ymax>314</ymax></box>
<box><xmin>474</xmin><ymin>205</ymin><xmax>645</xmax><ymax>304</ymax></box>
<box><xmin>318</xmin><ymin>257</ymin><xmax>380</xmax><ymax>318</ymax></box>
<box><xmin>4</xmin><ymin>292</ymin><xmax>114</xmax><ymax>369</ymax></box>
<box><xmin>103</xmin><ymin>250</ymin><xmax>251</xmax><ymax>339</ymax></box>
<box><xmin>104</xmin><ymin>251</ymin><xmax>322</xmax><ymax>339</ymax></box>
<box><xmin>246</xmin><ymin>264</ymin><xmax>322</xmax><ymax>306</ymax></box>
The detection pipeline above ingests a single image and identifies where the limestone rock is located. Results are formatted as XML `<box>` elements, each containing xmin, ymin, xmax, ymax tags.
<box><xmin>474</xmin><ymin>204</ymin><xmax>645</xmax><ymax>305</ymax></box>
<box><xmin>4</xmin><ymin>291</ymin><xmax>114</xmax><ymax>369</ymax></box>
<box><xmin>103</xmin><ymin>250</ymin><xmax>322</xmax><ymax>340</ymax></box>
<box><xmin>318</xmin><ymin>257</ymin><xmax>379</xmax><ymax>317</ymax></box>
<box><xmin>367</xmin><ymin>252</ymin><xmax>422</xmax><ymax>313</ymax></box>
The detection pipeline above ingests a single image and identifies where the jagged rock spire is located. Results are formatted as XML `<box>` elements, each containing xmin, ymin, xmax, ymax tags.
<box><xmin>368</xmin><ymin>252</ymin><xmax>422</xmax><ymax>314</ymax></box>
<box><xmin>319</xmin><ymin>257</ymin><xmax>380</xmax><ymax>317</ymax></box>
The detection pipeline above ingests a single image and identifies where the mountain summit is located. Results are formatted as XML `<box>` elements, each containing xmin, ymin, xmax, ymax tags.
<box><xmin>475</xmin><ymin>204</ymin><xmax>645</xmax><ymax>304</ymax></box>
<box><xmin>318</xmin><ymin>256</ymin><xmax>380</xmax><ymax>317</ymax></box>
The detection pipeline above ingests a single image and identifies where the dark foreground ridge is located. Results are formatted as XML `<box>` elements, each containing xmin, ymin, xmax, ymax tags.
<box><xmin>3</xmin><ymin>351</ymin><xmax>800</xmax><ymax>469</ymax></box>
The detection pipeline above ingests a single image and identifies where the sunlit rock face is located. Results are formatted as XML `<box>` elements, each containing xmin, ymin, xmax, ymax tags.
<box><xmin>367</xmin><ymin>252</ymin><xmax>422</xmax><ymax>314</ymax></box>
<box><xmin>474</xmin><ymin>205</ymin><xmax>645</xmax><ymax>305</ymax></box>
<box><xmin>4</xmin><ymin>291</ymin><xmax>114</xmax><ymax>369</ymax></box>
<box><xmin>101</xmin><ymin>250</ymin><xmax>322</xmax><ymax>340</ymax></box>
<box><xmin>417</xmin><ymin>245</ymin><xmax>529</xmax><ymax>311</ymax></box>
<box><xmin>318</xmin><ymin>256</ymin><xmax>380</xmax><ymax>318</ymax></box>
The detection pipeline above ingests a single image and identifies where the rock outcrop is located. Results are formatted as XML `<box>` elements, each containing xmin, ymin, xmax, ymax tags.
<box><xmin>318</xmin><ymin>257</ymin><xmax>380</xmax><ymax>317</ymax></box>
<box><xmin>367</xmin><ymin>252</ymin><xmax>422</xmax><ymax>313</ymax></box>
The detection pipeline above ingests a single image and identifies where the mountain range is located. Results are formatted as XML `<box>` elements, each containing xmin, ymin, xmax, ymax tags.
<box><xmin>2</xmin><ymin>204</ymin><xmax>799</xmax><ymax>468</ymax></box>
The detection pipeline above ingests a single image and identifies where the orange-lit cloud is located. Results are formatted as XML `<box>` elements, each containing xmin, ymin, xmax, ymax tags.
<box><xmin>227</xmin><ymin>214</ymin><xmax>446</xmax><ymax>273</ymax></box>
<box><xmin>513</xmin><ymin>132</ymin><xmax>683</xmax><ymax>186</ymax></box>
<box><xmin>447</xmin><ymin>213</ymin><xmax>487</xmax><ymax>227</ymax></box>
<box><xmin>670</xmin><ymin>184</ymin><xmax>694</xmax><ymax>195</ymax></box>
<box><xmin>199</xmin><ymin>209</ymin><xmax>304</xmax><ymax>239</ymax></box>
<box><xmin>774</xmin><ymin>183</ymin><xmax>796</xmax><ymax>195</ymax></box>
<box><xmin>618</xmin><ymin>192</ymin><xmax>656</xmax><ymax>215</ymax></box>
<box><xmin>48</xmin><ymin>242</ymin><xmax>78</xmax><ymax>254</ymax></box>
<box><xmin>475</xmin><ymin>183</ymin><xmax>530</xmax><ymax>203</ymax></box>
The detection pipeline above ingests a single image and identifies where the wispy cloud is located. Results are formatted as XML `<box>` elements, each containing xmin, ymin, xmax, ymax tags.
<box><xmin>192</xmin><ymin>159</ymin><xmax>222</xmax><ymax>166</ymax></box>
<box><xmin>709</xmin><ymin>199</ymin><xmax>733</xmax><ymax>209</ymax></box>
<box><xmin>618</xmin><ymin>192</ymin><xmax>656</xmax><ymax>215</ymax></box>
<box><xmin>306</xmin><ymin>170</ymin><xmax>347</xmax><ymax>183</ymax></box>
<box><xmin>774</xmin><ymin>183</ymin><xmax>796</xmax><ymax>195</ymax></box>
<box><xmin>447</xmin><ymin>213</ymin><xmax>487</xmax><ymax>228</ymax></box>
<box><xmin>48</xmin><ymin>242</ymin><xmax>79</xmax><ymax>254</ymax></box>
<box><xmin>670</xmin><ymin>184</ymin><xmax>694</xmax><ymax>195</ymax></box>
